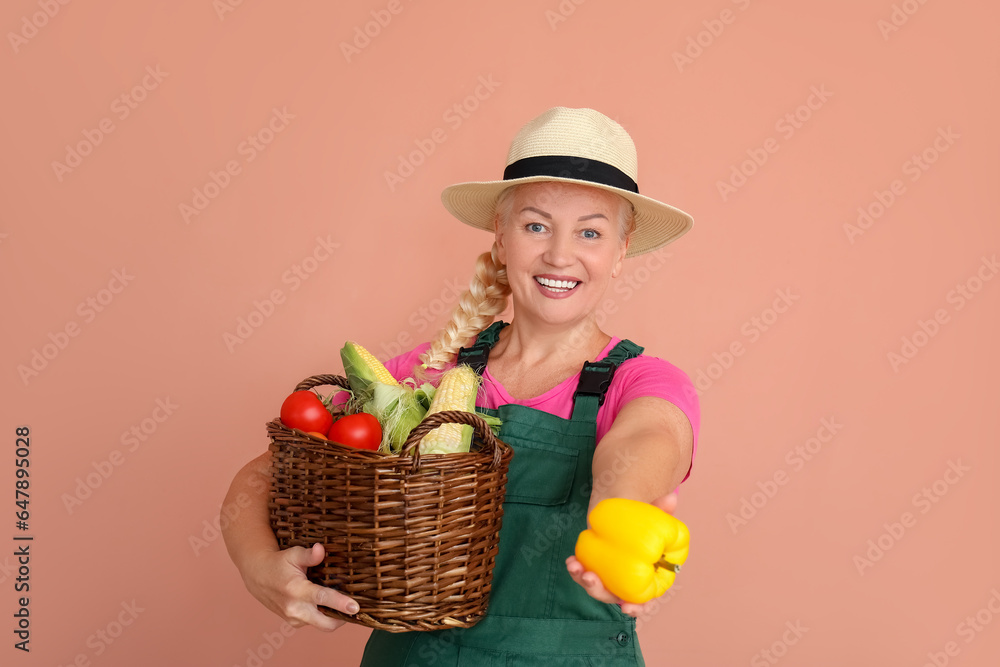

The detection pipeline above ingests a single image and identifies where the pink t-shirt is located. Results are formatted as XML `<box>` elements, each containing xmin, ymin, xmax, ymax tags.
<box><xmin>384</xmin><ymin>337</ymin><xmax>700</xmax><ymax>486</ymax></box>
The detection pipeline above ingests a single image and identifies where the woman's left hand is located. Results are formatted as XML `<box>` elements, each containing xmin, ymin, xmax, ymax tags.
<box><xmin>564</xmin><ymin>491</ymin><xmax>679</xmax><ymax>617</ymax></box>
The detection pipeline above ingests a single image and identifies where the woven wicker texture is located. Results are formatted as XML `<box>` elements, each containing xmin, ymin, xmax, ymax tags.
<box><xmin>267</xmin><ymin>374</ymin><xmax>514</xmax><ymax>632</ymax></box>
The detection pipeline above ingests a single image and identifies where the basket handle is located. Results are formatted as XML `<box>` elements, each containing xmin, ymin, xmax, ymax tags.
<box><xmin>293</xmin><ymin>374</ymin><xmax>351</xmax><ymax>392</ymax></box>
<box><xmin>399</xmin><ymin>410</ymin><xmax>506</xmax><ymax>473</ymax></box>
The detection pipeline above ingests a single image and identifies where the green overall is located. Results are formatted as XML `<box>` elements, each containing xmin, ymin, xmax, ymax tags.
<box><xmin>360</xmin><ymin>321</ymin><xmax>648</xmax><ymax>666</ymax></box>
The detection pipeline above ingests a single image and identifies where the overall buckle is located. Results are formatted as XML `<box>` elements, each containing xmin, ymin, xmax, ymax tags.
<box><xmin>573</xmin><ymin>360</ymin><xmax>617</xmax><ymax>407</ymax></box>
<box><xmin>457</xmin><ymin>346</ymin><xmax>489</xmax><ymax>375</ymax></box>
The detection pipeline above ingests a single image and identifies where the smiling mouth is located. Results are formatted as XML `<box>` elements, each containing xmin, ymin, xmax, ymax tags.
<box><xmin>535</xmin><ymin>276</ymin><xmax>580</xmax><ymax>293</ymax></box>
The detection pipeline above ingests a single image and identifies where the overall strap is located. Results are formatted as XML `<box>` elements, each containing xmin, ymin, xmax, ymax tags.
<box><xmin>571</xmin><ymin>339</ymin><xmax>644</xmax><ymax>422</ymax></box>
<box><xmin>456</xmin><ymin>320</ymin><xmax>509</xmax><ymax>375</ymax></box>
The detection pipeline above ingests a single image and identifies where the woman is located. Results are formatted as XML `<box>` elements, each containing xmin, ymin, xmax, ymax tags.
<box><xmin>222</xmin><ymin>106</ymin><xmax>700</xmax><ymax>665</ymax></box>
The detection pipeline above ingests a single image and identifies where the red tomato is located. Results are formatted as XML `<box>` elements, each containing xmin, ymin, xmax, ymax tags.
<box><xmin>306</xmin><ymin>431</ymin><xmax>328</xmax><ymax>439</ymax></box>
<box><xmin>327</xmin><ymin>413</ymin><xmax>382</xmax><ymax>451</ymax></box>
<box><xmin>280</xmin><ymin>391</ymin><xmax>333</xmax><ymax>435</ymax></box>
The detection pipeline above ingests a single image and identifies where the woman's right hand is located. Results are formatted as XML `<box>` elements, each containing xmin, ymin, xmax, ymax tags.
<box><xmin>222</xmin><ymin>451</ymin><xmax>359</xmax><ymax>632</ymax></box>
<box><xmin>241</xmin><ymin>542</ymin><xmax>360</xmax><ymax>632</ymax></box>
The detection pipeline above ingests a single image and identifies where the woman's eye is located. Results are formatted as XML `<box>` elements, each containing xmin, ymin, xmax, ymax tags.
<box><xmin>582</xmin><ymin>229</ymin><xmax>600</xmax><ymax>239</ymax></box>
<box><xmin>527</xmin><ymin>222</ymin><xmax>545</xmax><ymax>233</ymax></box>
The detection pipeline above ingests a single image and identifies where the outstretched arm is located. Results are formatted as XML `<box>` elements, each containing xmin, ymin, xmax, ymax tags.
<box><xmin>565</xmin><ymin>396</ymin><xmax>694</xmax><ymax>616</ymax></box>
<box><xmin>587</xmin><ymin>395</ymin><xmax>692</xmax><ymax>510</ymax></box>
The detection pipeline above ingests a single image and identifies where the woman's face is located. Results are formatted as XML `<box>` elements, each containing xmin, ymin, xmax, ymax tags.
<box><xmin>495</xmin><ymin>181</ymin><xmax>629</xmax><ymax>329</ymax></box>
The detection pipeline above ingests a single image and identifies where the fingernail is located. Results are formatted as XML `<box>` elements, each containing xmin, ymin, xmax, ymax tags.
<box><xmin>347</xmin><ymin>602</ymin><xmax>359</xmax><ymax>615</ymax></box>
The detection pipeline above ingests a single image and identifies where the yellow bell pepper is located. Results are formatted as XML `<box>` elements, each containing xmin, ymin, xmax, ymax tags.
<box><xmin>574</xmin><ymin>497</ymin><xmax>690</xmax><ymax>604</ymax></box>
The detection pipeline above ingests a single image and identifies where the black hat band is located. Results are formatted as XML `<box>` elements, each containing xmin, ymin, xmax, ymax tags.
<box><xmin>503</xmin><ymin>155</ymin><xmax>639</xmax><ymax>194</ymax></box>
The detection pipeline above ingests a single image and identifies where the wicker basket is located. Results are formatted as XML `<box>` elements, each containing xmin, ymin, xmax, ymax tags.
<box><xmin>266</xmin><ymin>374</ymin><xmax>514</xmax><ymax>633</ymax></box>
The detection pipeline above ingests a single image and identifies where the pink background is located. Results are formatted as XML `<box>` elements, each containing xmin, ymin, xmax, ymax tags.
<box><xmin>3</xmin><ymin>1</ymin><xmax>998</xmax><ymax>665</ymax></box>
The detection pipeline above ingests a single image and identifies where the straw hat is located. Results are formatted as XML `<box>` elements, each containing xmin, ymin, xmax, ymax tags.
<box><xmin>440</xmin><ymin>106</ymin><xmax>694</xmax><ymax>258</ymax></box>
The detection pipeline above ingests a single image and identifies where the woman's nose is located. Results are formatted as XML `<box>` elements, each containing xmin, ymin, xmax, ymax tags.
<box><xmin>542</xmin><ymin>231</ymin><xmax>574</xmax><ymax>266</ymax></box>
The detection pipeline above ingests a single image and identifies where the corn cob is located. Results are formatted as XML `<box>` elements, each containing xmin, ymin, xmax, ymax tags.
<box><xmin>367</xmin><ymin>381</ymin><xmax>426</xmax><ymax>453</ymax></box>
<box><xmin>418</xmin><ymin>364</ymin><xmax>480</xmax><ymax>454</ymax></box>
<box><xmin>341</xmin><ymin>341</ymin><xmax>398</xmax><ymax>396</ymax></box>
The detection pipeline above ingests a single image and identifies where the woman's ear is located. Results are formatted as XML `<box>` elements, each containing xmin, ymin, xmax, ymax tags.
<box><xmin>494</xmin><ymin>214</ymin><xmax>507</xmax><ymax>265</ymax></box>
<box><xmin>611</xmin><ymin>236</ymin><xmax>629</xmax><ymax>278</ymax></box>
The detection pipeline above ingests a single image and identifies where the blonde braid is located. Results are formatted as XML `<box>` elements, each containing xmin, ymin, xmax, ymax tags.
<box><xmin>415</xmin><ymin>242</ymin><xmax>511</xmax><ymax>382</ymax></box>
